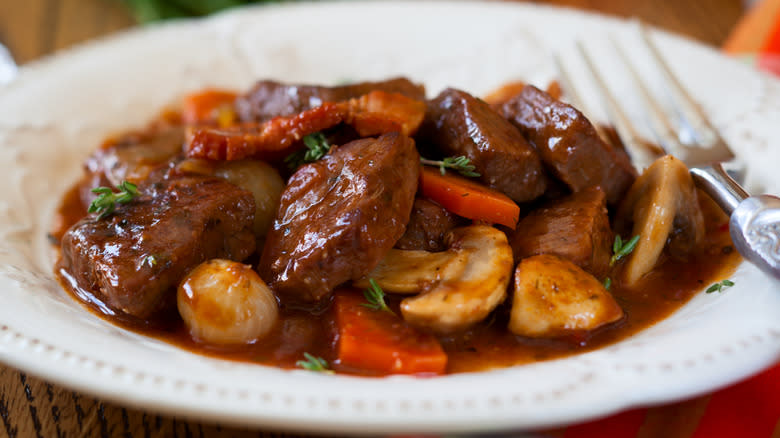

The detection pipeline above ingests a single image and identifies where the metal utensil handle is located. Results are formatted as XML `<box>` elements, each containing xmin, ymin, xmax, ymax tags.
<box><xmin>690</xmin><ymin>163</ymin><xmax>749</xmax><ymax>215</ymax></box>
<box><xmin>729</xmin><ymin>195</ymin><xmax>780</xmax><ymax>280</ymax></box>
<box><xmin>691</xmin><ymin>164</ymin><xmax>780</xmax><ymax>280</ymax></box>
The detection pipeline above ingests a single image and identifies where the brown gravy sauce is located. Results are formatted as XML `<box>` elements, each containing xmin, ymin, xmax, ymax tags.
<box><xmin>53</xmin><ymin>183</ymin><xmax>741</xmax><ymax>376</ymax></box>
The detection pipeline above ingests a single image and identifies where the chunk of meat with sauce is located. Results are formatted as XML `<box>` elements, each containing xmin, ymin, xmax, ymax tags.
<box><xmin>174</xmin><ymin>159</ymin><xmax>285</xmax><ymax>239</ymax></box>
<box><xmin>81</xmin><ymin>125</ymin><xmax>184</xmax><ymax>210</ymax></box>
<box><xmin>60</xmin><ymin>176</ymin><xmax>256</xmax><ymax>319</ymax></box>
<box><xmin>500</xmin><ymin>85</ymin><xmax>636</xmax><ymax>204</ymax></box>
<box><xmin>509</xmin><ymin>254</ymin><xmax>623</xmax><ymax>338</ymax></box>
<box><xmin>423</xmin><ymin>88</ymin><xmax>547</xmax><ymax>203</ymax></box>
<box><xmin>259</xmin><ymin>132</ymin><xmax>419</xmax><ymax>305</ymax></box>
<box><xmin>509</xmin><ymin>187</ymin><xmax>612</xmax><ymax>278</ymax></box>
<box><xmin>235</xmin><ymin>77</ymin><xmax>426</xmax><ymax>122</ymax></box>
<box><xmin>86</xmin><ymin>126</ymin><xmax>184</xmax><ymax>186</ymax></box>
<box><xmin>395</xmin><ymin>198</ymin><xmax>464</xmax><ymax>252</ymax></box>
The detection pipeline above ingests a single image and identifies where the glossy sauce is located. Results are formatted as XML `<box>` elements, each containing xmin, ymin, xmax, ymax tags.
<box><xmin>53</xmin><ymin>181</ymin><xmax>740</xmax><ymax>376</ymax></box>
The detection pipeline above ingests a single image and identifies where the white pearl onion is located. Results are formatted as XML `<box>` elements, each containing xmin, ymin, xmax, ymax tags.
<box><xmin>177</xmin><ymin>259</ymin><xmax>278</xmax><ymax>345</ymax></box>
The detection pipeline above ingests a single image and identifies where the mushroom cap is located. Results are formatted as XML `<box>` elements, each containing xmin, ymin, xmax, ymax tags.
<box><xmin>399</xmin><ymin>225</ymin><xmax>514</xmax><ymax>334</ymax></box>
<box><xmin>615</xmin><ymin>155</ymin><xmax>705</xmax><ymax>286</ymax></box>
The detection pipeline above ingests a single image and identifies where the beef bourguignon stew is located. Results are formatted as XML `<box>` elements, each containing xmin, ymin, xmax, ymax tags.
<box><xmin>52</xmin><ymin>78</ymin><xmax>740</xmax><ymax>376</ymax></box>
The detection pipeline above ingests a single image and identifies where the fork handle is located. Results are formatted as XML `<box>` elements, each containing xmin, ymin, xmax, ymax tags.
<box><xmin>690</xmin><ymin>163</ymin><xmax>748</xmax><ymax>214</ymax></box>
<box><xmin>691</xmin><ymin>164</ymin><xmax>780</xmax><ymax>280</ymax></box>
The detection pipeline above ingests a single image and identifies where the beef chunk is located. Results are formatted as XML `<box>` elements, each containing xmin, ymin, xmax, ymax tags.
<box><xmin>423</xmin><ymin>88</ymin><xmax>547</xmax><ymax>203</ymax></box>
<box><xmin>86</xmin><ymin>126</ymin><xmax>184</xmax><ymax>186</ymax></box>
<box><xmin>60</xmin><ymin>176</ymin><xmax>256</xmax><ymax>319</ymax></box>
<box><xmin>236</xmin><ymin>77</ymin><xmax>426</xmax><ymax>122</ymax></box>
<box><xmin>509</xmin><ymin>187</ymin><xmax>612</xmax><ymax>278</ymax></box>
<box><xmin>81</xmin><ymin>125</ymin><xmax>184</xmax><ymax>210</ymax></box>
<box><xmin>395</xmin><ymin>198</ymin><xmax>464</xmax><ymax>252</ymax></box>
<box><xmin>500</xmin><ymin>85</ymin><xmax>636</xmax><ymax>204</ymax></box>
<box><xmin>259</xmin><ymin>133</ymin><xmax>419</xmax><ymax>305</ymax></box>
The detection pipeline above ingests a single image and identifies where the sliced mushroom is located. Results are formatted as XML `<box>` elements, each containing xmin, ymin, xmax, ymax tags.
<box><xmin>353</xmin><ymin>248</ymin><xmax>472</xmax><ymax>294</ymax></box>
<box><xmin>362</xmin><ymin>225</ymin><xmax>513</xmax><ymax>333</ymax></box>
<box><xmin>615</xmin><ymin>155</ymin><xmax>705</xmax><ymax>286</ymax></box>
<box><xmin>509</xmin><ymin>254</ymin><xmax>623</xmax><ymax>338</ymax></box>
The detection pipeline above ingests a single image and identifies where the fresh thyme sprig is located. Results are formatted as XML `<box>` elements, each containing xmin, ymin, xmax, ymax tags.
<box><xmin>284</xmin><ymin>132</ymin><xmax>331</xmax><ymax>170</ymax></box>
<box><xmin>706</xmin><ymin>279</ymin><xmax>735</xmax><ymax>294</ymax></box>
<box><xmin>420</xmin><ymin>156</ymin><xmax>480</xmax><ymax>178</ymax></box>
<box><xmin>610</xmin><ymin>235</ymin><xmax>640</xmax><ymax>267</ymax></box>
<box><xmin>361</xmin><ymin>278</ymin><xmax>395</xmax><ymax>315</ymax></box>
<box><xmin>88</xmin><ymin>181</ymin><xmax>139</xmax><ymax>220</ymax></box>
<box><xmin>296</xmin><ymin>352</ymin><xmax>333</xmax><ymax>374</ymax></box>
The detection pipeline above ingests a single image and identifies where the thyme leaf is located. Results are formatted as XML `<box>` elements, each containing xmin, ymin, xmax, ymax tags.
<box><xmin>284</xmin><ymin>132</ymin><xmax>331</xmax><ymax>170</ymax></box>
<box><xmin>88</xmin><ymin>181</ymin><xmax>139</xmax><ymax>220</ymax></box>
<box><xmin>603</xmin><ymin>277</ymin><xmax>612</xmax><ymax>291</ymax></box>
<box><xmin>420</xmin><ymin>156</ymin><xmax>480</xmax><ymax>177</ymax></box>
<box><xmin>706</xmin><ymin>279</ymin><xmax>735</xmax><ymax>294</ymax></box>
<box><xmin>361</xmin><ymin>278</ymin><xmax>395</xmax><ymax>315</ymax></box>
<box><xmin>610</xmin><ymin>235</ymin><xmax>640</xmax><ymax>267</ymax></box>
<box><xmin>295</xmin><ymin>352</ymin><xmax>333</xmax><ymax>373</ymax></box>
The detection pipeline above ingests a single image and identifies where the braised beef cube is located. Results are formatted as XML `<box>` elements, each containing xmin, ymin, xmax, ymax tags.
<box><xmin>500</xmin><ymin>85</ymin><xmax>636</xmax><ymax>204</ymax></box>
<box><xmin>81</xmin><ymin>126</ymin><xmax>184</xmax><ymax>210</ymax></box>
<box><xmin>423</xmin><ymin>88</ymin><xmax>547</xmax><ymax>203</ymax></box>
<box><xmin>395</xmin><ymin>198</ymin><xmax>465</xmax><ymax>252</ymax></box>
<box><xmin>236</xmin><ymin>77</ymin><xmax>426</xmax><ymax>122</ymax></box>
<box><xmin>60</xmin><ymin>176</ymin><xmax>256</xmax><ymax>319</ymax></box>
<box><xmin>85</xmin><ymin>126</ymin><xmax>184</xmax><ymax>186</ymax></box>
<box><xmin>259</xmin><ymin>133</ymin><xmax>419</xmax><ymax>305</ymax></box>
<box><xmin>509</xmin><ymin>187</ymin><xmax>612</xmax><ymax>278</ymax></box>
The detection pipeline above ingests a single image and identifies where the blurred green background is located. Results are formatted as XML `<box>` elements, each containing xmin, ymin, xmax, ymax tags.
<box><xmin>120</xmin><ymin>0</ymin><xmax>289</xmax><ymax>23</ymax></box>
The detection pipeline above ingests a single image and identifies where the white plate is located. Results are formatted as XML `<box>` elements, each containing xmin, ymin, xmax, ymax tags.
<box><xmin>0</xmin><ymin>1</ymin><xmax>779</xmax><ymax>434</ymax></box>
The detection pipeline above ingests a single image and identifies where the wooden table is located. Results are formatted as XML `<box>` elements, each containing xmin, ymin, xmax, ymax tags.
<box><xmin>0</xmin><ymin>0</ymin><xmax>744</xmax><ymax>436</ymax></box>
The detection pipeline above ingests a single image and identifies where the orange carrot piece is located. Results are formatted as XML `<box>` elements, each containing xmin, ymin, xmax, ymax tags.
<box><xmin>419</xmin><ymin>166</ymin><xmax>520</xmax><ymax>228</ymax></box>
<box><xmin>483</xmin><ymin>80</ymin><xmax>526</xmax><ymax>105</ymax></box>
<box><xmin>333</xmin><ymin>291</ymin><xmax>447</xmax><ymax>376</ymax></box>
<box><xmin>182</xmin><ymin>89</ymin><xmax>238</xmax><ymax>125</ymax></box>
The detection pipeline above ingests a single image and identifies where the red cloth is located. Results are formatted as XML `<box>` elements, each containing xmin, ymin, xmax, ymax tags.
<box><xmin>559</xmin><ymin>363</ymin><xmax>780</xmax><ymax>437</ymax></box>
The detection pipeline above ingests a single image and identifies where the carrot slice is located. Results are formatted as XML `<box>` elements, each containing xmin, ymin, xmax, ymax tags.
<box><xmin>419</xmin><ymin>166</ymin><xmax>520</xmax><ymax>228</ymax></box>
<box><xmin>182</xmin><ymin>89</ymin><xmax>238</xmax><ymax>125</ymax></box>
<box><xmin>333</xmin><ymin>290</ymin><xmax>447</xmax><ymax>376</ymax></box>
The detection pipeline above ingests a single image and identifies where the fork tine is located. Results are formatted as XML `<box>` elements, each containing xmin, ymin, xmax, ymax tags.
<box><xmin>553</xmin><ymin>53</ymin><xmax>615</xmax><ymax>147</ymax></box>
<box><xmin>638</xmin><ymin>23</ymin><xmax>733</xmax><ymax>158</ymax></box>
<box><xmin>575</xmin><ymin>41</ymin><xmax>661</xmax><ymax>170</ymax></box>
<box><xmin>609</xmin><ymin>35</ymin><xmax>684</xmax><ymax>157</ymax></box>
<box><xmin>552</xmin><ymin>53</ymin><xmax>588</xmax><ymax>112</ymax></box>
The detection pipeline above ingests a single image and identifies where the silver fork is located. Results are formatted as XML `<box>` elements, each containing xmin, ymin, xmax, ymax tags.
<box><xmin>558</xmin><ymin>24</ymin><xmax>780</xmax><ymax>280</ymax></box>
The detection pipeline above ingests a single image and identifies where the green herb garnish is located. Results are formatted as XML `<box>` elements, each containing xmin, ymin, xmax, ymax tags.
<box><xmin>610</xmin><ymin>235</ymin><xmax>640</xmax><ymax>267</ymax></box>
<box><xmin>88</xmin><ymin>181</ymin><xmax>139</xmax><ymax>220</ymax></box>
<box><xmin>420</xmin><ymin>156</ymin><xmax>480</xmax><ymax>177</ymax></box>
<box><xmin>296</xmin><ymin>352</ymin><xmax>333</xmax><ymax>373</ymax></box>
<box><xmin>706</xmin><ymin>279</ymin><xmax>735</xmax><ymax>294</ymax></box>
<box><xmin>120</xmin><ymin>0</ymin><xmax>283</xmax><ymax>24</ymax></box>
<box><xmin>361</xmin><ymin>278</ymin><xmax>394</xmax><ymax>315</ymax></box>
<box><xmin>603</xmin><ymin>277</ymin><xmax>612</xmax><ymax>291</ymax></box>
<box><xmin>284</xmin><ymin>132</ymin><xmax>331</xmax><ymax>170</ymax></box>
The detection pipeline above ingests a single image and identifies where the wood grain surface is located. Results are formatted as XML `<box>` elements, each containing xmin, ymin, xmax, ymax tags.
<box><xmin>0</xmin><ymin>0</ymin><xmax>745</xmax><ymax>436</ymax></box>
